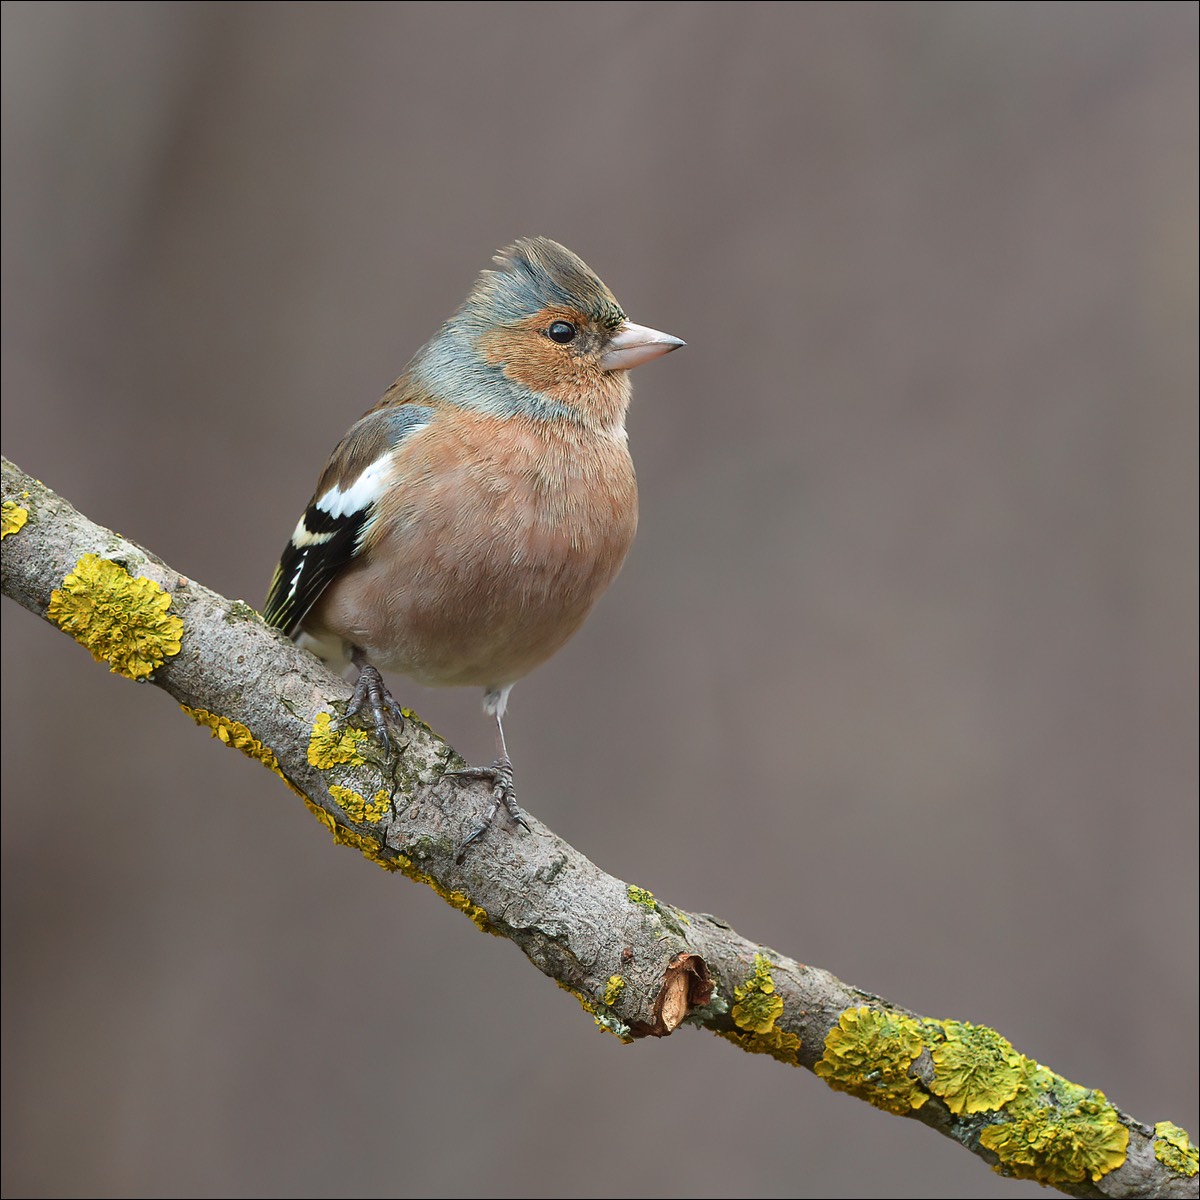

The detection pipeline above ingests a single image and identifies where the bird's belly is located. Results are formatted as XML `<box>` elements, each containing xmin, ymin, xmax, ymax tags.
<box><xmin>308</xmin><ymin>460</ymin><xmax>637</xmax><ymax>689</ymax></box>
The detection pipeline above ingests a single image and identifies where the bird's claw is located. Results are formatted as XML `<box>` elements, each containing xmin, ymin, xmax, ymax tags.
<box><xmin>449</xmin><ymin>756</ymin><xmax>528</xmax><ymax>858</ymax></box>
<box><xmin>348</xmin><ymin>662</ymin><xmax>405</xmax><ymax>752</ymax></box>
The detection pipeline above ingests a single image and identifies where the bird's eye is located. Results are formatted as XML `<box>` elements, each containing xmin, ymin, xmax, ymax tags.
<box><xmin>546</xmin><ymin>320</ymin><xmax>577</xmax><ymax>344</ymax></box>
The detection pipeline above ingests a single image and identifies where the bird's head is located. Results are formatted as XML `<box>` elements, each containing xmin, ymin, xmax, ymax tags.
<box><xmin>414</xmin><ymin>237</ymin><xmax>683</xmax><ymax>429</ymax></box>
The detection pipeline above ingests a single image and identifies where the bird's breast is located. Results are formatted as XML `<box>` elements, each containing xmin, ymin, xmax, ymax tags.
<box><xmin>309</xmin><ymin>412</ymin><xmax>638</xmax><ymax>688</ymax></box>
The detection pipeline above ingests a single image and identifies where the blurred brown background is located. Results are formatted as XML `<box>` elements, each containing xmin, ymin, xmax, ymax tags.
<box><xmin>2</xmin><ymin>3</ymin><xmax>1196</xmax><ymax>1197</ymax></box>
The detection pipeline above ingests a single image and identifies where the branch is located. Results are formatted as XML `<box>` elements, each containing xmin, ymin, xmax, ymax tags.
<box><xmin>2</xmin><ymin>454</ymin><xmax>1195</xmax><ymax>1200</ymax></box>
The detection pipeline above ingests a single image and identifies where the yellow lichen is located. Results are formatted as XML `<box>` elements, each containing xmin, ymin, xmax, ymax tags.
<box><xmin>715</xmin><ymin>954</ymin><xmax>801</xmax><ymax>1064</ymax></box>
<box><xmin>431</xmin><ymin>884</ymin><xmax>491</xmax><ymax>933</ymax></box>
<box><xmin>557</xmin><ymin>979</ymin><xmax>597</xmax><ymax>1015</ymax></box>
<box><xmin>926</xmin><ymin>1019</ymin><xmax>1025</xmax><ymax>1114</ymax></box>
<box><xmin>328</xmin><ymin>784</ymin><xmax>390</xmax><ymax>824</ymax></box>
<box><xmin>328</xmin><ymin>819</ymin><xmax>392</xmax><ymax>868</ymax></box>
<box><xmin>627</xmin><ymin>885</ymin><xmax>657</xmax><ymax>910</ymax></box>
<box><xmin>300</xmin><ymin>791</ymin><xmax>491</xmax><ymax>927</ymax></box>
<box><xmin>979</xmin><ymin>1063</ymin><xmax>1128</xmax><ymax>1185</ymax></box>
<box><xmin>181</xmin><ymin>705</ymin><xmax>304</xmax><ymax>797</ymax></box>
<box><xmin>307</xmin><ymin>711</ymin><xmax>367</xmax><ymax>769</ymax></box>
<box><xmin>731</xmin><ymin>953</ymin><xmax>785</xmax><ymax>1034</ymax></box>
<box><xmin>1</xmin><ymin>501</ymin><xmax>28</xmax><ymax>539</ymax></box>
<box><xmin>1154</xmin><ymin>1122</ymin><xmax>1198</xmax><ymax>1177</ymax></box>
<box><xmin>298</xmin><ymin>796</ymin><xmax>391</xmax><ymax>868</ymax></box>
<box><xmin>716</xmin><ymin>1026</ymin><xmax>803</xmax><ymax>1066</ymax></box>
<box><xmin>555</xmin><ymin>980</ymin><xmax>632</xmax><ymax>1042</ymax></box>
<box><xmin>395</xmin><ymin>854</ymin><xmax>491</xmax><ymax>933</ymax></box>
<box><xmin>339</xmin><ymin>829</ymin><xmax>391</xmax><ymax>869</ymax></box>
<box><xmin>48</xmin><ymin>554</ymin><xmax>183</xmax><ymax>680</ymax></box>
<box><xmin>604</xmin><ymin>975</ymin><xmax>626</xmax><ymax>1007</ymax></box>
<box><xmin>303</xmin><ymin>796</ymin><xmax>340</xmax><ymax>837</ymax></box>
<box><xmin>814</xmin><ymin>1006</ymin><xmax>928</xmax><ymax>1114</ymax></box>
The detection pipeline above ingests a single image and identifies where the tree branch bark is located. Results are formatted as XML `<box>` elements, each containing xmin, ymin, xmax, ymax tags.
<box><xmin>2</xmin><ymin>454</ymin><xmax>1195</xmax><ymax>1200</ymax></box>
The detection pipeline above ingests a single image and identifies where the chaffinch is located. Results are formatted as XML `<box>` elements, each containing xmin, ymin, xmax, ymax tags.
<box><xmin>264</xmin><ymin>237</ymin><xmax>683</xmax><ymax>841</ymax></box>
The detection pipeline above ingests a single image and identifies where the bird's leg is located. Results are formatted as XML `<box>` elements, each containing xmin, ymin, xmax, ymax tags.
<box><xmin>452</xmin><ymin>686</ymin><xmax>529</xmax><ymax>854</ymax></box>
<box><xmin>347</xmin><ymin>647</ymin><xmax>405</xmax><ymax>752</ymax></box>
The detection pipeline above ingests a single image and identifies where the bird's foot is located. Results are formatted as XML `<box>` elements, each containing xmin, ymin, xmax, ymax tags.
<box><xmin>449</xmin><ymin>756</ymin><xmax>529</xmax><ymax>857</ymax></box>
<box><xmin>348</xmin><ymin>662</ymin><xmax>405</xmax><ymax>752</ymax></box>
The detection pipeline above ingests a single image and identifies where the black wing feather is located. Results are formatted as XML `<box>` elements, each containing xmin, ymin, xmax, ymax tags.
<box><xmin>263</xmin><ymin>504</ymin><xmax>369</xmax><ymax>636</ymax></box>
<box><xmin>262</xmin><ymin>402</ymin><xmax>435</xmax><ymax>638</ymax></box>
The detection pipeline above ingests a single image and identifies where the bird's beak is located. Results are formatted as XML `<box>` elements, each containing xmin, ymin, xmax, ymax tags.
<box><xmin>600</xmin><ymin>321</ymin><xmax>686</xmax><ymax>371</ymax></box>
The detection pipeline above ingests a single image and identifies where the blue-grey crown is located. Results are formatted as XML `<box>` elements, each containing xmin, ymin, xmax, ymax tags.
<box><xmin>466</xmin><ymin>237</ymin><xmax>625</xmax><ymax>330</ymax></box>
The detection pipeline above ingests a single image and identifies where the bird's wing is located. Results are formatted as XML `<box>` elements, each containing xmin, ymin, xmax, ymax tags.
<box><xmin>263</xmin><ymin>402</ymin><xmax>436</xmax><ymax>637</ymax></box>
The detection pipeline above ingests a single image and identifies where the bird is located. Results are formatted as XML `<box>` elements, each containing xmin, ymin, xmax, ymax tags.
<box><xmin>263</xmin><ymin>237</ymin><xmax>684</xmax><ymax>844</ymax></box>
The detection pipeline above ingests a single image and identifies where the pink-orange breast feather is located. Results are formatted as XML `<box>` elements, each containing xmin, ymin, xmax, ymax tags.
<box><xmin>306</xmin><ymin>406</ymin><xmax>638</xmax><ymax>690</ymax></box>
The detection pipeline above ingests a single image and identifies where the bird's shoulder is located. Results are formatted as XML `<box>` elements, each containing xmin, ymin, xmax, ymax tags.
<box><xmin>311</xmin><ymin>380</ymin><xmax>441</xmax><ymax>491</ymax></box>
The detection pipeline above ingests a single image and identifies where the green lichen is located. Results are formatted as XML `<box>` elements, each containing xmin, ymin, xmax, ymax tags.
<box><xmin>814</xmin><ymin>1006</ymin><xmax>928</xmax><ymax>1114</ymax></box>
<box><xmin>1</xmin><ymin>500</ymin><xmax>28</xmax><ymax>538</ymax></box>
<box><xmin>689</xmin><ymin>985</ymin><xmax>729</xmax><ymax>1022</ymax></box>
<box><xmin>47</xmin><ymin>553</ymin><xmax>183</xmax><ymax>680</ymax></box>
<box><xmin>1153</xmin><ymin>1122</ymin><xmax>1198</xmax><ymax>1178</ymax></box>
<box><xmin>627</xmin><ymin>885</ymin><xmax>657</xmax><ymax>911</ymax></box>
<box><xmin>593</xmin><ymin>1010</ymin><xmax>633</xmax><ymax>1042</ymax></box>
<box><xmin>655</xmin><ymin>906</ymin><xmax>692</xmax><ymax>938</ymax></box>
<box><xmin>307</xmin><ymin>711</ymin><xmax>368</xmax><ymax>769</ymax></box>
<box><xmin>604</xmin><ymin>975</ymin><xmax>626</xmax><ymax>1007</ymax></box>
<box><xmin>328</xmin><ymin>784</ymin><xmax>390</xmax><ymax>824</ymax></box>
<box><xmin>979</xmin><ymin>1062</ymin><xmax>1128</xmax><ymax>1186</ymax></box>
<box><xmin>925</xmin><ymin>1019</ymin><xmax>1025</xmax><ymax>1114</ymax></box>
<box><xmin>224</xmin><ymin>599</ymin><xmax>260</xmax><ymax>623</ymax></box>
